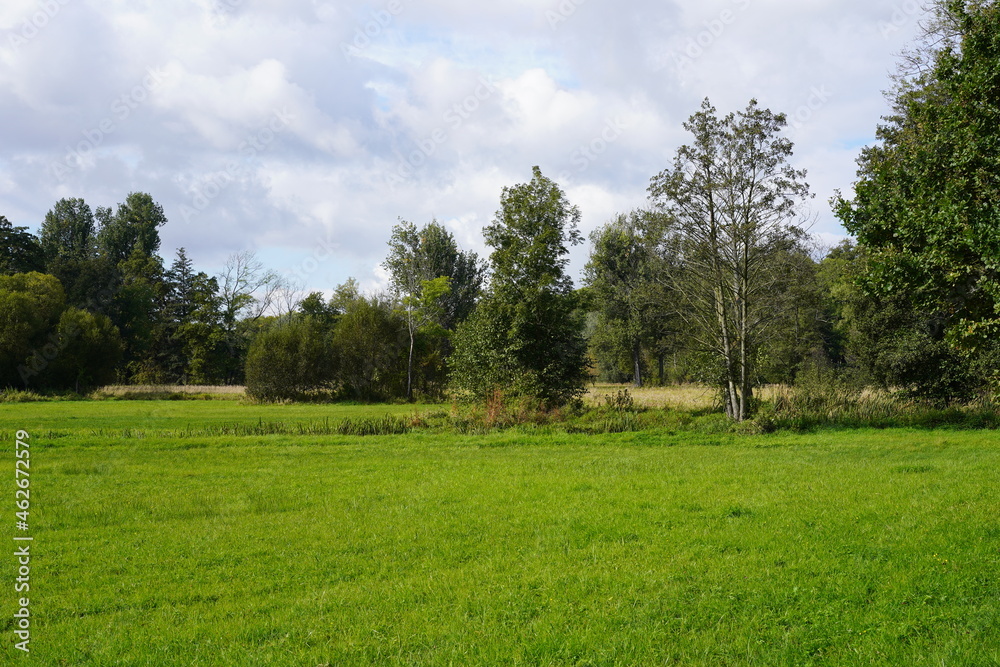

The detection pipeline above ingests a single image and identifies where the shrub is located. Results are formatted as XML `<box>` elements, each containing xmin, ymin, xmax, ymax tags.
<box><xmin>245</xmin><ymin>319</ymin><xmax>331</xmax><ymax>402</ymax></box>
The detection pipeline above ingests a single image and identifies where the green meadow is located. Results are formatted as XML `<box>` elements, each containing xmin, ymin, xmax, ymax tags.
<box><xmin>3</xmin><ymin>400</ymin><xmax>1000</xmax><ymax>665</ymax></box>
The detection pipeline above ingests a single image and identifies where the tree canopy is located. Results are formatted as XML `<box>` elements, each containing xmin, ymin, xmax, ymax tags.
<box><xmin>451</xmin><ymin>166</ymin><xmax>589</xmax><ymax>406</ymax></box>
<box><xmin>835</xmin><ymin>0</ymin><xmax>1000</xmax><ymax>397</ymax></box>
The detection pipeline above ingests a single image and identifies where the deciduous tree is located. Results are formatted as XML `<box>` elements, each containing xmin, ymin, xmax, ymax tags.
<box><xmin>834</xmin><ymin>0</ymin><xmax>1000</xmax><ymax>397</ymax></box>
<box><xmin>1</xmin><ymin>216</ymin><xmax>43</xmax><ymax>275</ymax></box>
<box><xmin>451</xmin><ymin>167</ymin><xmax>588</xmax><ymax>406</ymax></box>
<box><xmin>649</xmin><ymin>99</ymin><xmax>811</xmax><ymax>421</ymax></box>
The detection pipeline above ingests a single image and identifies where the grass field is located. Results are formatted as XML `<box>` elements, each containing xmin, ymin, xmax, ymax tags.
<box><xmin>2</xmin><ymin>400</ymin><xmax>1000</xmax><ymax>665</ymax></box>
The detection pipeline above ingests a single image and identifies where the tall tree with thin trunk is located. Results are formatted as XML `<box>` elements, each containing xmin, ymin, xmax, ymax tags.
<box><xmin>649</xmin><ymin>99</ymin><xmax>811</xmax><ymax>421</ymax></box>
<box><xmin>383</xmin><ymin>219</ymin><xmax>479</xmax><ymax>400</ymax></box>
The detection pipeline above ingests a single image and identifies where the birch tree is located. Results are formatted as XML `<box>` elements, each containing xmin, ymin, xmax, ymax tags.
<box><xmin>383</xmin><ymin>220</ymin><xmax>475</xmax><ymax>400</ymax></box>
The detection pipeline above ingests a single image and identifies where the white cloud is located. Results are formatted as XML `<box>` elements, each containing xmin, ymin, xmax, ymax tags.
<box><xmin>0</xmin><ymin>0</ymin><xmax>927</xmax><ymax>290</ymax></box>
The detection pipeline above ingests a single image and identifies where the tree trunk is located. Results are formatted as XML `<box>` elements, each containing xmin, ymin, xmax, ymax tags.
<box><xmin>406</xmin><ymin>327</ymin><xmax>415</xmax><ymax>401</ymax></box>
<box><xmin>632</xmin><ymin>339</ymin><xmax>643</xmax><ymax>388</ymax></box>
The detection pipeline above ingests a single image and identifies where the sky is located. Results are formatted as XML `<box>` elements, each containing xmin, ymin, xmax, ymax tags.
<box><xmin>0</xmin><ymin>0</ymin><xmax>927</xmax><ymax>296</ymax></box>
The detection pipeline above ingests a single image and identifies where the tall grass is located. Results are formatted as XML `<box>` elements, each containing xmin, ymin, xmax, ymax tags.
<box><xmin>79</xmin><ymin>416</ymin><xmax>412</xmax><ymax>439</ymax></box>
<box><xmin>764</xmin><ymin>371</ymin><xmax>1000</xmax><ymax>431</ymax></box>
<box><xmin>92</xmin><ymin>385</ymin><xmax>245</xmax><ymax>401</ymax></box>
<box><xmin>0</xmin><ymin>388</ymin><xmax>48</xmax><ymax>403</ymax></box>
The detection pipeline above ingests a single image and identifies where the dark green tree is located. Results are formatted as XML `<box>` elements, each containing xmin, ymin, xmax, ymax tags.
<box><xmin>754</xmin><ymin>242</ymin><xmax>831</xmax><ymax>384</ymax></box>
<box><xmin>299</xmin><ymin>292</ymin><xmax>338</xmax><ymax>326</ymax></box>
<box><xmin>40</xmin><ymin>198</ymin><xmax>96</xmax><ymax>263</ymax></box>
<box><xmin>97</xmin><ymin>192</ymin><xmax>168</xmax><ymax>264</ymax></box>
<box><xmin>35</xmin><ymin>308</ymin><xmax>123</xmax><ymax>393</ymax></box>
<box><xmin>114</xmin><ymin>248</ymin><xmax>166</xmax><ymax>382</ymax></box>
<box><xmin>38</xmin><ymin>198</ymin><xmax>113</xmax><ymax>310</ymax></box>
<box><xmin>585</xmin><ymin>210</ymin><xmax>677</xmax><ymax>387</ymax></box>
<box><xmin>332</xmin><ymin>294</ymin><xmax>407</xmax><ymax>401</ymax></box>
<box><xmin>0</xmin><ymin>273</ymin><xmax>65</xmax><ymax>388</ymax></box>
<box><xmin>245</xmin><ymin>317</ymin><xmax>331</xmax><ymax>402</ymax></box>
<box><xmin>834</xmin><ymin>0</ymin><xmax>1000</xmax><ymax>397</ymax></box>
<box><xmin>451</xmin><ymin>166</ymin><xmax>589</xmax><ymax>406</ymax></box>
<box><xmin>383</xmin><ymin>220</ymin><xmax>472</xmax><ymax>399</ymax></box>
<box><xmin>0</xmin><ymin>216</ymin><xmax>43</xmax><ymax>275</ymax></box>
<box><xmin>414</xmin><ymin>221</ymin><xmax>483</xmax><ymax>329</ymax></box>
<box><xmin>159</xmin><ymin>248</ymin><xmax>225</xmax><ymax>384</ymax></box>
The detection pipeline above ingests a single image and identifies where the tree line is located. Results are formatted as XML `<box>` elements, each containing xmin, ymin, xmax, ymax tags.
<box><xmin>2</xmin><ymin>0</ymin><xmax>997</xmax><ymax>416</ymax></box>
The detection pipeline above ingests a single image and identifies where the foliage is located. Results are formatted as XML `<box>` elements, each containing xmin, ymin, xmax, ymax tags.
<box><xmin>649</xmin><ymin>99</ymin><xmax>811</xmax><ymax>421</ymax></box>
<box><xmin>383</xmin><ymin>219</ymin><xmax>483</xmax><ymax>331</ymax></box>
<box><xmin>383</xmin><ymin>219</ymin><xmax>459</xmax><ymax>399</ymax></box>
<box><xmin>158</xmin><ymin>248</ymin><xmax>226</xmax><ymax>384</ymax></box>
<box><xmin>40</xmin><ymin>198</ymin><xmax>96</xmax><ymax>264</ymax></box>
<box><xmin>96</xmin><ymin>192</ymin><xmax>168</xmax><ymax>263</ymax></box>
<box><xmin>834</xmin><ymin>0</ymin><xmax>1000</xmax><ymax>397</ymax></box>
<box><xmin>38</xmin><ymin>198</ymin><xmax>115</xmax><ymax>311</ymax></box>
<box><xmin>245</xmin><ymin>317</ymin><xmax>332</xmax><ymax>402</ymax></box>
<box><xmin>451</xmin><ymin>166</ymin><xmax>589</xmax><ymax>406</ymax></box>
<box><xmin>36</xmin><ymin>307</ymin><xmax>123</xmax><ymax>392</ymax></box>
<box><xmin>0</xmin><ymin>272</ymin><xmax>66</xmax><ymax>387</ymax></box>
<box><xmin>585</xmin><ymin>210</ymin><xmax>677</xmax><ymax>387</ymax></box>
<box><xmin>332</xmin><ymin>294</ymin><xmax>407</xmax><ymax>401</ymax></box>
<box><xmin>0</xmin><ymin>215</ymin><xmax>43</xmax><ymax>275</ymax></box>
<box><xmin>216</xmin><ymin>250</ymin><xmax>288</xmax><ymax>384</ymax></box>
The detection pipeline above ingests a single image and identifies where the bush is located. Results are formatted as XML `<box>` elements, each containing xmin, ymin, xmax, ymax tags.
<box><xmin>332</xmin><ymin>297</ymin><xmax>407</xmax><ymax>401</ymax></box>
<box><xmin>245</xmin><ymin>318</ymin><xmax>332</xmax><ymax>402</ymax></box>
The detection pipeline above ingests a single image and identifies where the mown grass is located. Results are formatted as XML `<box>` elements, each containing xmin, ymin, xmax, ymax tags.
<box><xmin>1</xmin><ymin>401</ymin><xmax>1000</xmax><ymax>664</ymax></box>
